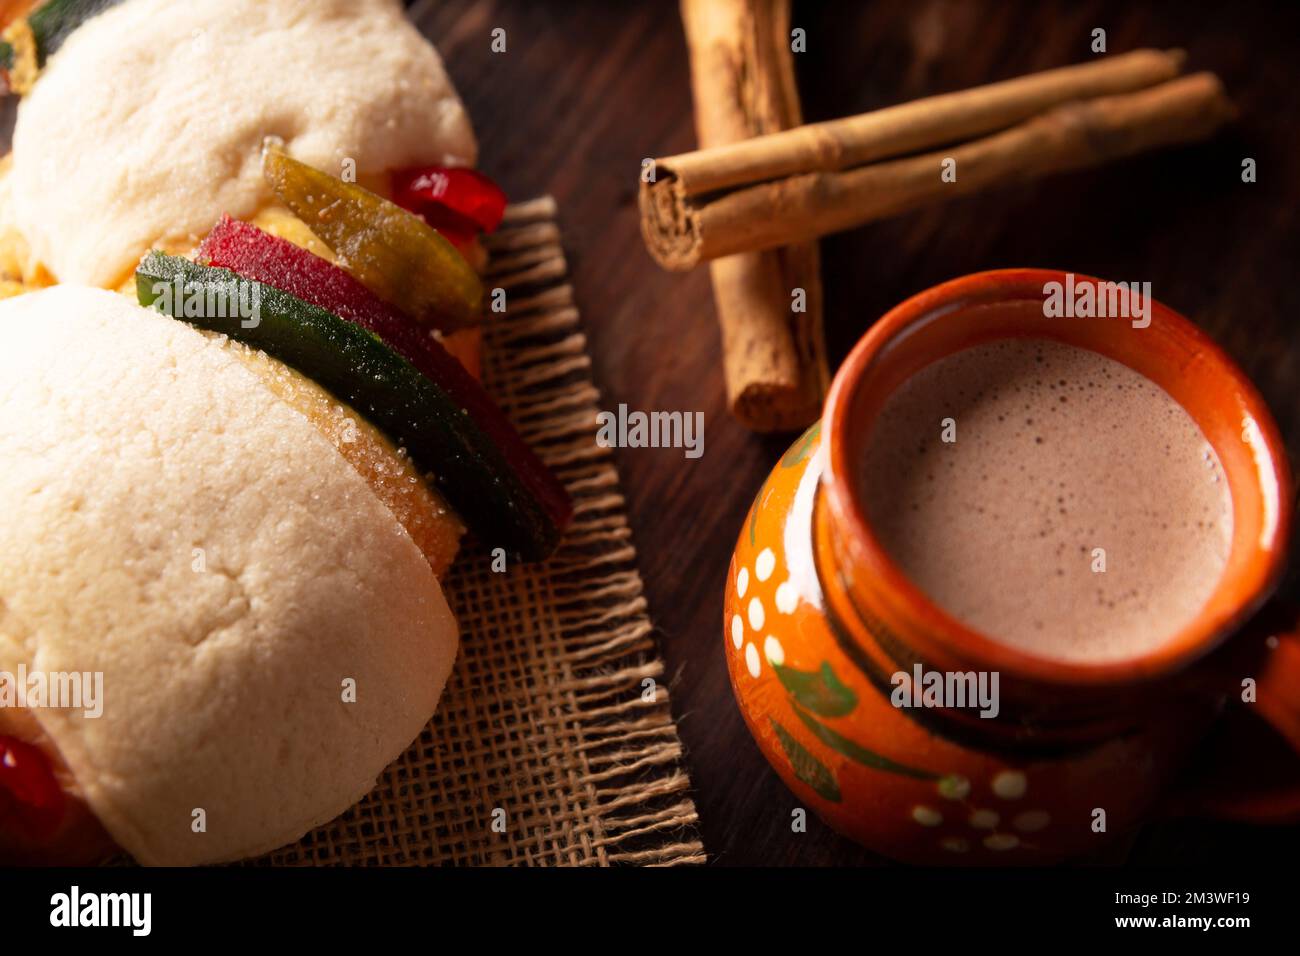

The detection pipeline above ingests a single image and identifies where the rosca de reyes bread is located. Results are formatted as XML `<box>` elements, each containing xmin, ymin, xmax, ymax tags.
<box><xmin>4</xmin><ymin>0</ymin><xmax>476</xmax><ymax>289</ymax></box>
<box><xmin>0</xmin><ymin>285</ymin><xmax>459</xmax><ymax>865</ymax></box>
<box><xmin>0</xmin><ymin>0</ymin><xmax>489</xmax><ymax>372</ymax></box>
<box><xmin>0</xmin><ymin>0</ymin><xmax>574</xmax><ymax>866</ymax></box>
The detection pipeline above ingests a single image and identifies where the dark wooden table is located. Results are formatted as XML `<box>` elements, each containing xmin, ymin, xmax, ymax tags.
<box><xmin>417</xmin><ymin>0</ymin><xmax>1300</xmax><ymax>866</ymax></box>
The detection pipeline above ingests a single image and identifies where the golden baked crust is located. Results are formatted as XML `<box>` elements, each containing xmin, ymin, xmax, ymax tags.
<box><xmin>227</xmin><ymin>342</ymin><xmax>465</xmax><ymax>578</ymax></box>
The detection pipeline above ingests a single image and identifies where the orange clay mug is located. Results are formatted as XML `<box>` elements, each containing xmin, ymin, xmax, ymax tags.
<box><xmin>724</xmin><ymin>269</ymin><xmax>1299</xmax><ymax>864</ymax></box>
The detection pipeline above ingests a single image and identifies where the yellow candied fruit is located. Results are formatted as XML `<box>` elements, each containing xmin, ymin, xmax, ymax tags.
<box><xmin>224</xmin><ymin>338</ymin><xmax>465</xmax><ymax>577</ymax></box>
<box><xmin>249</xmin><ymin>202</ymin><xmax>485</xmax><ymax>380</ymax></box>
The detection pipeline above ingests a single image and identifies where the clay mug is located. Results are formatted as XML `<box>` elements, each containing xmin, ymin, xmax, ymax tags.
<box><xmin>723</xmin><ymin>269</ymin><xmax>1298</xmax><ymax>863</ymax></box>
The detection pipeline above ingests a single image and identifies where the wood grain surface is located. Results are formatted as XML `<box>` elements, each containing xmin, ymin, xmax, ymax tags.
<box><xmin>409</xmin><ymin>0</ymin><xmax>1299</xmax><ymax>866</ymax></box>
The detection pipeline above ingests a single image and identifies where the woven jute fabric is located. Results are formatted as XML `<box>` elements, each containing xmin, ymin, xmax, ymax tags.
<box><xmin>253</xmin><ymin>199</ymin><xmax>705</xmax><ymax>866</ymax></box>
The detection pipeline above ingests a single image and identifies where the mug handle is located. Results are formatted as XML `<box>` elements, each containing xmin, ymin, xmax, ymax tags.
<box><xmin>1165</xmin><ymin>600</ymin><xmax>1300</xmax><ymax>823</ymax></box>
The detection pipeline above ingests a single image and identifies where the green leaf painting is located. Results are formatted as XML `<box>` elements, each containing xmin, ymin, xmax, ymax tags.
<box><xmin>770</xmin><ymin>718</ymin><xmax>841</xmax><ymax>802</ymax></box>
<box><xmin>792</xmin><ymin>704</ymin><xmax>938</xmax><ymax>780</ymax></box>
<box><xmin>773</xmin><ymin>661</ymin><xmax>857</xmax><ymax>717</ymax></box>
<box><xmin>780</xmin><ymin>420</ymin><xmax>821</xmax><ymax>468</ymax></box>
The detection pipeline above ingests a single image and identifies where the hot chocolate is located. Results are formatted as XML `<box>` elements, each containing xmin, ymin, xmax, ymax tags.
<box><xmin>859</xmin><ymin>337</ymin><xmax>1232</xmax><ymax>663</ymax></box>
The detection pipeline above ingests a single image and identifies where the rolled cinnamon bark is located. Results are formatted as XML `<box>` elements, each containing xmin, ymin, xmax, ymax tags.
<box><xmin>644</xmin><ymin>71</ymin><xmax>1234</xmax><ymax>269</ymax></box>
<box><xmin>655</xmin><ymin>48</ymin><xmax>1185</xmax><ymax>200</ymax></box>
<box><xmin>678</xmin><ymin>0</ymin><xmax>828</xmax><ymax>432</ymax></box>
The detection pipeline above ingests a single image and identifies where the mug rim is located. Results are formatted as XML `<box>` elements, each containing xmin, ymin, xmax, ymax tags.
<box><xmin>822</xmin><ymin>268</ymin><xmax>1294</xmax><ymax>687</ymax></box>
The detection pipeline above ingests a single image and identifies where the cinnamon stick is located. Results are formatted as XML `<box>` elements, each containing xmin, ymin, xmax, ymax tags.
<box><xmin>656</xmin><ymin>48</ymin><xmax>1186</xmax><ymax>200</ymax></box>
<box><xmin>645</xmin><ymin>72</ymin><xmax>1234</xmax><ymax>268</ymax></box>
<box><xmin>677</xmin><ymin>0</ymin><xmax>828</xmax><ymax>432</ymax></box>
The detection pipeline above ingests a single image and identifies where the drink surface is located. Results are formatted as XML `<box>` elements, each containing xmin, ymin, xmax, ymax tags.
<box><xmin>860</xmin><ymin>337</ymin><xmax>1232</xmax><ymax>663</ymax></box>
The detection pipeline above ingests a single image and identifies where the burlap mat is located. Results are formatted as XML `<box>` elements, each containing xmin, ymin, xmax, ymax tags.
<box><xmin>255</xmin><ymin>198</ymin><xmax>705</xmax><ymax>866</ymax></box>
